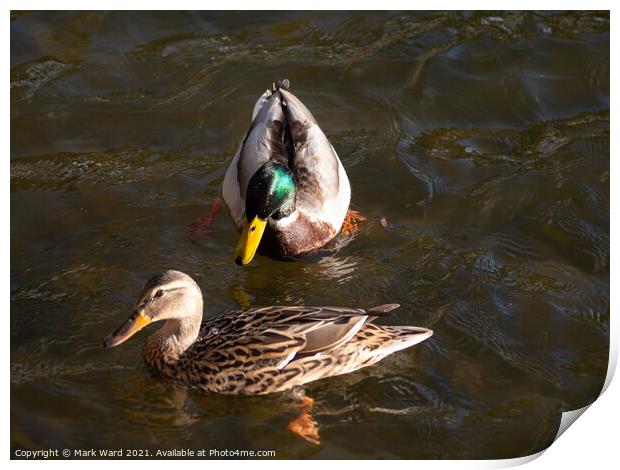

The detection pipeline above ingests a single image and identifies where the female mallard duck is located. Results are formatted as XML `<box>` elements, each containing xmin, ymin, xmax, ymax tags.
<box><xmin>103</xmin><ymin>270</ymin><xmax>433</xmax><ymax>442</ymax></box>
<box><xmin>221</xmin><ymin>80</ymin><xmax>356</xmax><ymax>266</ymax></box>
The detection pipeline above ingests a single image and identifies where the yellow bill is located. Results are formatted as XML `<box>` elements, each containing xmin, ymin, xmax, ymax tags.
<box><xmin>103</xmin><ymin>313</ymin><xmax>152</xmax><ymax>348</ymax></box>
<box><xmin>234</xmin><ymin>216</ymin><xmax>267</xmax><ymax>266</ymax></box>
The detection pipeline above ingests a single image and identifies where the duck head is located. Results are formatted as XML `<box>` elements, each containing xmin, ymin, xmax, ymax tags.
<box><xmin>103</xmin><ymin>270</ymin><xmax>203</xmax><ymax>349</ymax></box>
<box><xmin>235</xmin><ymin>162</ymin><xmax>296</xmax><ymax>266</ymax></box>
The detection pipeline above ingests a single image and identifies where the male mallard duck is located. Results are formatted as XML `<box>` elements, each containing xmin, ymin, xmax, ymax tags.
<box><xmin>221</xmin><ymin>80</ymin><xmax>356</xmax><ymax>266</ymax></box>
<box><xmin>103</xmin><ymin>271</ymin><xmax>433</xmax><ymax>443</ymax></box>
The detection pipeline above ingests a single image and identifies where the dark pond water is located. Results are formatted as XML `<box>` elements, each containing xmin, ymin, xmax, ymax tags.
<box><xmin>11</xmin><ymin>11</ymin><xmax>609</xmax><ymax>459</ymax></box>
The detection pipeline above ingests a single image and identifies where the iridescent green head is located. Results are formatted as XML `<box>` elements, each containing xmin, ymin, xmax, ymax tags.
<box><xmin>245</xmin><ymin>162</ymin><xmax>296</xmax><ymax>221</ymax></box>
<box><xmin>235</xmin><ymin>162</ymin><xmax>296</xmax><ymax>266</ymax></box>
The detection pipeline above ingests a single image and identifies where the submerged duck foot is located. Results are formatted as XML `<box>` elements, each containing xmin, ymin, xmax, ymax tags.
<box><xmin>185</xmin><ymin>197</ymin><xmax>223</xmax><ymax>240</ymax></box>
<box><xmin>339</xmin><ymin>208</ymin><xmax>367</xmax><ymax>236</ymax></box>
<box><xmin>287</xmin><ymin>396</ymin><xmax>320</xmax><ymax>446</ymax></box>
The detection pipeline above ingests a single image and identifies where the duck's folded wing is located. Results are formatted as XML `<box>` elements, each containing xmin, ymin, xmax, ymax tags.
<box><xmin>279</xmin><ymin>89</ymin><xmax>340</xmax><ymax>209</ymax></box>
<box><xmin>211</xmin><ymin>305</ymin><xmax>386</xmax><ymax>369</ymax></box>
<box><xmin>203</xmin><ymin>328</ymin><xmax>308</xmax><ymax>370</ymax></box>
<box><xmin>236</xmin><ymin>91</ymin><xmax>287</xmax><ymax>200</ymax></box>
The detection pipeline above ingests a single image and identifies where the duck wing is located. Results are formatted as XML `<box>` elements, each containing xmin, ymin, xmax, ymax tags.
<box><xmin>279</xmin><ymin>88</ymin><xmax>341</xmax><ymax>212</ymax></box>
<box><xmin>236</xmin><ymin>91</ymin><xmax>288</xmax><ymax>201</ymax></box>
<box><xmin>198</xmin><ymin>304</ymin><xmax>400</xmax><ymax>370</ymax></box>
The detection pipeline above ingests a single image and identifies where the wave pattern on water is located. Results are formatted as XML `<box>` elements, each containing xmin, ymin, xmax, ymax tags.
<box><xmin>11</xmin><ymin>10</ymin><xmax>609</xmax><ymax>459</ymax></box>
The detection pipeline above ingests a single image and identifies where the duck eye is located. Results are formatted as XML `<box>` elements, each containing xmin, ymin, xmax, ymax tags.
<box><xmin>154</xmin><ymin>289</ymin><xmax>164</xmax><ymax>298</ymax></box>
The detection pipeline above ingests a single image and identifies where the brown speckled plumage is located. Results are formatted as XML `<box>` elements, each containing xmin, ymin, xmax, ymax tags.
<box><xmin>105</xmin><ymin>271</ymin><xmax>433</xmax><ymax>395</ymax></box>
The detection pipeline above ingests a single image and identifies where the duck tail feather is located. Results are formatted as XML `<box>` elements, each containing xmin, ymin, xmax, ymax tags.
<box><xmin>366</xmin><ymin>303</ymin><xmax>401</xmax><ymax>315</ymax></box>
<box><xmin>273</xmin><ymin>78</ymin><xmax>290</xmax><ymax>91</ymax></box>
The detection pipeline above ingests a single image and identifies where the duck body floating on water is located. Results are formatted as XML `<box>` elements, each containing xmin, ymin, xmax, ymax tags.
<box><xmin>220</xmin><ymin>79</ymin><xmax>358</xmax><ymax>266</ymax></box>
<box><xmin>103</xmin><ymin>270</ymin><xmax>433</xmax><ymax>396</ymax></box>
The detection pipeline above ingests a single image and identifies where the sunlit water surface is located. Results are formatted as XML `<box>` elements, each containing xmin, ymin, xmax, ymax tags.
<box><xmin>11</xmin><ymin>11</ymin><xmax>609</xmax><ymax>459</ymax></box>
